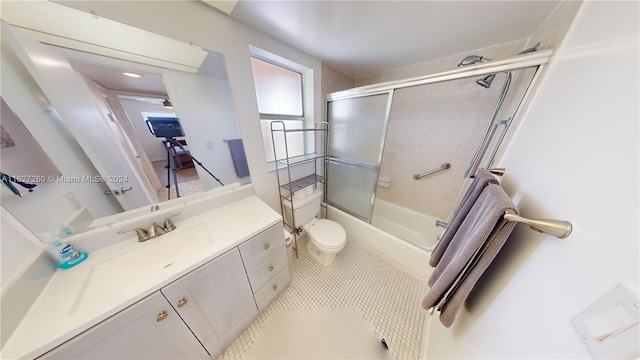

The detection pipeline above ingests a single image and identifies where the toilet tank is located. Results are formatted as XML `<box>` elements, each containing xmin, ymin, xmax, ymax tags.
<box><xmin>282</xmin><ymin>189</ymin><xmax>322</xmax><ymax>228</ymax></box>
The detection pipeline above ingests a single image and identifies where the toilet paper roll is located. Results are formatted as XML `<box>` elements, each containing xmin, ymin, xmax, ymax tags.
<box><xmin>284</xmin><ymin>229</ymin><xmax>293</xmax><ymax>247</ymax></box>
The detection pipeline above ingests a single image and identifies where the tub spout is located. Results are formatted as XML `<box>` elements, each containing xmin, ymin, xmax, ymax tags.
<box><xmin>435</xmin><ymin>220</ymin><xmax>449</xmax><ymax>229</ymax></box>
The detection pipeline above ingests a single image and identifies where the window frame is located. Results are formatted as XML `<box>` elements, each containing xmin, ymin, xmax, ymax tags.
<box><xmin>249</xmin><ymin>51</ymin><xmax>311</xmax><ymax>168</ymax></box>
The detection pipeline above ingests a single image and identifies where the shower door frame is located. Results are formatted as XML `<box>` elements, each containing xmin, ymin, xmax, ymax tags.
<box><xmin>326</xmin><ymin>49</ymin><xmax>552</xmax><ymax>100</ymax></box>
<box><xmin>323</xmin><ymin>49</ymin><xmax>553</xmax><ymax>223</ymax></box>
<box><xmin>324</xmin><ymin>90</ymin><xmax>395</xmax><ymax>221</ymax></box>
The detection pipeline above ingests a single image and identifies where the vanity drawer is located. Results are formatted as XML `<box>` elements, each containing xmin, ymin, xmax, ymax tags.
<box><xmin>239</xmin><ymin>223</ymin><xmax>284</xmax><ymax>270</ymax></box>
<box><xmin>246</xmin><ymin>245</ymin><xmax>288</xmax><ymax>292</ymax></box>
<box><xmin>253</xmin><ymin>268</ymin><xmax>290</xmax><ymax>310</ymax></box>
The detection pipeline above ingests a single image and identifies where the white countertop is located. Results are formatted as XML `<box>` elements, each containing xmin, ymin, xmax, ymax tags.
<box><xmin>1</xmin><ymin>195</ymin><xmax>282</xmax><ymax>360</ymax></box>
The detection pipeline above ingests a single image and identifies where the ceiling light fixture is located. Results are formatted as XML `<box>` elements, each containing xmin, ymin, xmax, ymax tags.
<box><xmin>163</xmin><ymin>99</ymin><xmax>174</xmax><ymax>109</ymax></box>
<box><xmin>123</xmin><ymin>72</ymin><xmax>142</xmax><ymax>78</ymax></box>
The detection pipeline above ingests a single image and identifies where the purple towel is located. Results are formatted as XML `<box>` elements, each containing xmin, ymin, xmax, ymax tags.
<box><xmin>422</xmin><ymin>184</ymin><xmax>518</xmax><ymax>327</ymax></box>
<box><xmin>227</xmin><ymin>139</ymin><xmax>250</xmax><ymax>178</ymax></box>
<box><xmin>429</xmin><ymin>169</ymin><xmax>498</xmax><ymax>270</ymax></box>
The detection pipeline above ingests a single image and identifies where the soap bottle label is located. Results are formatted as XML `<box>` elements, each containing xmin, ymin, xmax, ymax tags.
<box><xmin>59</xmin><ymin>244</ymin><xmax>80</xmax><ymax>263</ymax></box>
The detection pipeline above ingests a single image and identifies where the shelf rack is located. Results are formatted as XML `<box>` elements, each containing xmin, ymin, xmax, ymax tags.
<box><xmin>270</xmin><ymin>121</ymin><xmax>329</xmax><ymax>258</ymax></box>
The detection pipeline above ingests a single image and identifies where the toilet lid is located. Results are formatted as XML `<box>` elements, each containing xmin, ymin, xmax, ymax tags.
<box><xmin>309</xmin><ymin>219</ymin><xmax>346</xmax><ymax>249</ymax></box>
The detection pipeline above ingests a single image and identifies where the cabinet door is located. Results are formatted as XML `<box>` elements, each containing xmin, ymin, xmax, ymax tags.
<box><xmin>39</xmin><ymin>292</ymin><xmax>209</xmax><ymax>359</ymax></box>
<box><xmin>161</xmin><ymin>248</ymin><xmax>258</xmax><ymax>357</ymax></box>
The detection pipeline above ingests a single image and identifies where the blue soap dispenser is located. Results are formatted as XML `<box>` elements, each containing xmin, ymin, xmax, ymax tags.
<box><xmin>38</xmin><ymin>233</ymin><xmax>88</xmax><ymax>269</ymax></box>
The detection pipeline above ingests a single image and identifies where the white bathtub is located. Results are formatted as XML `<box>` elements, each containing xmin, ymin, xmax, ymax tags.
<box><xmin>327</xmin><ymin>205</ymin><xmax>435</xmax><ymax>281</ymax></box>
<box><xmin>371</xmin><ymin>198</ymin><xmax>445</xmax><ymax>250</ymax></box>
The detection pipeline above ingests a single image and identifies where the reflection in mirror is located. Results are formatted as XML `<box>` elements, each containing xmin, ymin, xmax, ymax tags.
<box><xmin>0</xmin><ymin>97</ymin><xmax>61</xmax><ymax>197</ymax></box>
<box><xmin>1</xmin><ymin>23</ymin><xmax>250</xmax><ymax>238</ymax></box>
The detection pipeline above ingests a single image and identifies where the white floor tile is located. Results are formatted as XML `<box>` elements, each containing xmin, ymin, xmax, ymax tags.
<box><xmin>218</xmin><ymin>237</ymin><xmax>429</xmax><ymax>360</ymax></box>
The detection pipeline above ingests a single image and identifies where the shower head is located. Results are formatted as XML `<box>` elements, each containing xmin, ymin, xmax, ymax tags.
<box><xmin>457</xmin><ymin>55</ymin><xmax>490</xmax><ymax>67</ymax></box>
<box><xmin>476</xmin><ymin>74</ymin><xmax>496</xmax><ymax>88</ymax></box>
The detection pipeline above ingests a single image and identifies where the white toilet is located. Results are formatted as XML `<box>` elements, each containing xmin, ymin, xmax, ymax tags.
<box><xmin>282</xmin><ymin>189</ymin><xmax>346</xmax><ymax>266</ymax></box>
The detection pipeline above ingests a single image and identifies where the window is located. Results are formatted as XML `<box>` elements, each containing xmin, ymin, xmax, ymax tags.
<box><xmin>250</xmin><ymin>57</ymin><xmax>305</xmax><ymax>164</ymax></box>
<box><xmin>251</xmin><ymin>58</ymin><xmax>303</xmax><ymax>117</ymax></box>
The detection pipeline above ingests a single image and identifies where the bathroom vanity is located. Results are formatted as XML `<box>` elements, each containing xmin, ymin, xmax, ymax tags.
<box><xmin>1</xmin><ymin>185</ymin><xmax>289</xmax><ymax>359</ymax></box>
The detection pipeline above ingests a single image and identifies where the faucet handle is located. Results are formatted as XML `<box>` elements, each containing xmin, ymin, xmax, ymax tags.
<box><xmin>148</xmin><ymin>223</ymin><xmax>166</xmax><ymax>238</ymax></box>
<box><xmin>163</xmin><ymin>212</ymin><xmax>181</xmax><ymax>232</ymax></box>
<box><xmin>118</xmin><ymin>228</ymin><xmax>149</xmax><ymax>242</ymax></box>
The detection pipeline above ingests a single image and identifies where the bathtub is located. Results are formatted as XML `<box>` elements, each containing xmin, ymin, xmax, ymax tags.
<box><xmin>327</xmin><ymin>204</ymin><xmax>436</xmax><ymax>280</ymax></box>
<box><xmin>371</xmin><ymin>198</ymin><xmax>445</xmax><ymax>250</ymax></box>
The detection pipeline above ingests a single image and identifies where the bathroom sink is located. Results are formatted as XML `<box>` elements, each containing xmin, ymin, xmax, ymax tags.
<box><xmin>70</xmin><ymin>224</ymin><xmax>213</xmax><ymax>313</ymax></box>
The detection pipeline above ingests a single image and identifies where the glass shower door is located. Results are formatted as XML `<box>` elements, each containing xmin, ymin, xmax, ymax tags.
<box><xmin>325</xmin><ymin>92</ymin><xmax>392</xmax><ymax>221</ymax></box>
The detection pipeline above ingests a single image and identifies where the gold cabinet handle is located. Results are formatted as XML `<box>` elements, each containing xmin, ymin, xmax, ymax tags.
<box><xmin>263</xmin><ymin>243</ymin><xmax>270</xmax><ymax>250</ymax></box>
<box><xmin>157</xmin><ymin>311</ymin><xmax>168</xmax><ymax>322</ymax></box>
<box><xmin>272</xmin><ymin>285</ymin><xmax>278</xmax><ymax>291</ymax></box>
<box><xmin>177</xmin><ymin>298</ymin><xmax>188</xmax><ymax>308</ymax></box>
<box><xmin>268</xmin><ymin>265</ymin><xmax>274</xmax><ymax>272</ymax></box>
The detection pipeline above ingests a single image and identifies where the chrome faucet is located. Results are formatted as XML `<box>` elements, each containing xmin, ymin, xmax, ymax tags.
<box><xmin>147</xmin><ymin>223</ymin><xmax>166</xmax><ymax>238</ymax></box>
<box><xmin>117</xmin><ymin>212</ymin><xmax>181</xmax><ymax>242</ymax></box>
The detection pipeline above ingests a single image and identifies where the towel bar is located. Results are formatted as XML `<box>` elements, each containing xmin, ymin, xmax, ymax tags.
<box><xmin>488</xmin><ymin>168</ymin><xmax>505</xmax><ymax>176</ymax></box>
<box><xmin>503</xmin><ymin>209</ymin><xmax>572</xmax><ymax>239</ymax></box>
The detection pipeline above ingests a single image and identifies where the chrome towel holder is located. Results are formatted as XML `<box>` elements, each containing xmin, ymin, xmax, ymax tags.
<box><xmin>503</xmin><ymin>209</ymin><xmax>572</xmax><ymax>239</ymax></box>
<box><xmin>485</xmin><ymin>167</ymin><xmax>572</xmax><ymax>239</ymax></box>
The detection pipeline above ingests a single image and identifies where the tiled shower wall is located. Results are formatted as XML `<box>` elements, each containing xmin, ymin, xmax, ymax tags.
<box><xmin>376</xmin><ymin>77</ymin><xmax>507</xmax><ymax>220</ymax></box>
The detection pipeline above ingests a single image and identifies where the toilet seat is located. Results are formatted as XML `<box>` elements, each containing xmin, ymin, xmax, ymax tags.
<box><xmin>308</xmin><ymin>219</ymin><xmax>346</xmax><ymax>249</ymax></box>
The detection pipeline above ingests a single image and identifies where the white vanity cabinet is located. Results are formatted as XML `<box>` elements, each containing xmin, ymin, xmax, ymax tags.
<box><xmin>239</xmin><ymin>223</ymin><xmax>291</xmax><ymax>310</ymax></box>
<box><xmin>38</xmin><ymin>291</ymin><xmax>209</xmax><ymax>359</ymax></box>
<box><xmin>37</xmin><ymin>223</ymin><xmax>288</xmax><ymax>360</ymax></box>
<box><xmin>161</xmin><ymin>247</ymin><xmax>258</xmax><ymax>358</ymax></box>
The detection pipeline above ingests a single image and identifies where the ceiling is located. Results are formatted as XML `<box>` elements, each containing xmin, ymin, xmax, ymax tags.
<box><xmin>229</xmin><ymin>1</ymin><xmax>561</xmax><ymax>78</ymax></box>
<box><xmin>68</xmin><ymin>59</ymin><xmax>167</xmax><ymax>95</ymax></box>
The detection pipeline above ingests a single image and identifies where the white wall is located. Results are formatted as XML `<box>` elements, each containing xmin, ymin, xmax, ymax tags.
<box><xmin>56</xmin><ymin>1</ymin><xmax>323</xmax><ymax>213</ymax></box>
<box><xmin>426</xmin><ymin>2</ymin><xmax>639</xmax><ymax>358</ymax></box>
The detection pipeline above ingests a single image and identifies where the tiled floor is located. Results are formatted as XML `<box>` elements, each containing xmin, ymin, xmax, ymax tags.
<box><xmin>157</xmin><ymin>179</ymin><xmax>203</xmax><ymax>200</ymax></box>
<box><xmin>218</xmin><ymin>236</ymin><xmax>430</xmax><ymax>360</ymax></box>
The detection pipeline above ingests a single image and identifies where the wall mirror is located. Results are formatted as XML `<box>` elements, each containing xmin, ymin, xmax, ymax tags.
<box><xmin>0</xmin><ymin>5</ymin><xmax>250</xmax><ymax>237</ymax></box>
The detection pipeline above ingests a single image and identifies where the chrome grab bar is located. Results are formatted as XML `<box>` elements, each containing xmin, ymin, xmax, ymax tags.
<box><xmin>413</xmin><ymin>162</ymin><xmax>451</xmax><ymax>180</ymax></box>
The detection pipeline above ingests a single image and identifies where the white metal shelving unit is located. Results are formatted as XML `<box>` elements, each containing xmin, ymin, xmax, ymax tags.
<box><xmin>270</xmin><ymin>121</ymin><xmax>329</xmax><ymax>258</ymax></box>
